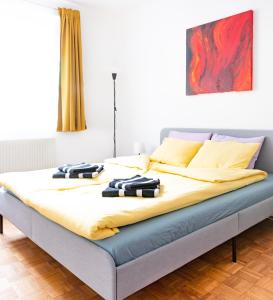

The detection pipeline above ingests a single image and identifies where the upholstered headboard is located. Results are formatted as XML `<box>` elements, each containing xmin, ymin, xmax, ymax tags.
<box><xmin>160</xmin><ymin>128</ymin><xmax>273</xmax><ymax>173</ymax></box>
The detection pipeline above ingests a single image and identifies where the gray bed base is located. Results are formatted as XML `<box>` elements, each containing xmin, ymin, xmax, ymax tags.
<box><xmin>0</xmin><ymin>128</ymin><xmax>273</xmax><ymax>300</ymax></box>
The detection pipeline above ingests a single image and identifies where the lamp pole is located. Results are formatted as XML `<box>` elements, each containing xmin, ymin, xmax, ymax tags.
<box><xmin>112</xmin><ymin>73</ymin><xmax>117</xmax><ymax>158</ymax></box>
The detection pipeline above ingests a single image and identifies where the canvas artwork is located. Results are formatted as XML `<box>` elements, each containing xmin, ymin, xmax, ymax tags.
<box><xmin>186</xmin><ymin>10</ymin><xmax>253</xmax><ymax>95</ymax></box>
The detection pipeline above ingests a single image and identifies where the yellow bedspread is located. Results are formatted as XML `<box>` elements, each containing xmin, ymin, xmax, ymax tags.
<box><xmin>0</xmin><ymin>155</ymin><xmax>267</xmax><ymax>240</ymax></box>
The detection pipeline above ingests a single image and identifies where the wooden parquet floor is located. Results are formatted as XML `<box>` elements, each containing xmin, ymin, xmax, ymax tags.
<box><xmin>1</xmin><ymin>219</ymin><xmax>273</xmax><ymax>300</ymax></box>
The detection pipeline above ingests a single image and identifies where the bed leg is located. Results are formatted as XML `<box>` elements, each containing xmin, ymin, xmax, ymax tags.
<box><xmin>232</xmin><ymin>237</ymin><xmax>237</xmax><ymax>263</ymax></box>
<box><xmin>0</xmin><ymin>215</ymin><xmax>3</xmax><ymax>234</ymax></box>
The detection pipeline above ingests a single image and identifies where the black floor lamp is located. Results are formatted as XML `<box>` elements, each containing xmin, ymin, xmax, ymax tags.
<box><xmin>112</xmin><ymin>73</ymin><xmax>117</xmax><ymax>158</ymax></box>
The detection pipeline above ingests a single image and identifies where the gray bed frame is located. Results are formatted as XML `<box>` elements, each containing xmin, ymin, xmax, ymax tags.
<box><xmin>1</xmin><ymin>128</ymin><xmax>273</xmax><ymax>300</ymax></box>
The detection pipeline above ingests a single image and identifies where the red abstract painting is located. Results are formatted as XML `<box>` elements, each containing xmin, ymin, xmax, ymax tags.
<box><xmin>186</xmin><ymin>10</ymin><xmax>253</xmax><ymax>95</ymax></box>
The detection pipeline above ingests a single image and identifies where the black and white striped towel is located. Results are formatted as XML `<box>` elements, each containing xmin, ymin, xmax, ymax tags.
<box><xmin>53</xmin><ymin>165</ymin><xmax>104</xmax><ymax>179</ymax></box>
<box><xmin>58</xmin><ymin>163</ymin><xmax>100</xmax><ymax>174</ymax></box>
<box><xmin>102</xmin><ymin>187</ymin><xmax>160</xmax><ymax>198</ymax></box>
<box><xmin>109</xmin><ymin>175</ymin><xmax>160</xmax><ymax>191</ymax></box>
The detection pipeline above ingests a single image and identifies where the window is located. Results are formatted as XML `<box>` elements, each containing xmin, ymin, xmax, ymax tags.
<box><xmin>0</xmin><ymin>0</ymin><xmax>59</xmax><ymax>139</ymax></box>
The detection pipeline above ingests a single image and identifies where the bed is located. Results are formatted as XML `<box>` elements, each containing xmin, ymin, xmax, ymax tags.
<box><xmin>1</xmin><ymin>128</ymin><xmax>273</xmax><ymax>300</ymax></box>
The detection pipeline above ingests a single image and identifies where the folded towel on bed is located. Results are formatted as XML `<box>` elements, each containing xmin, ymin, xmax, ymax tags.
<box><xmin>53</xmin><ymin>165</ymin><xmax>104</xmax><ymax>179</ymax></box>
<box><xmin>109</xmin><ymin>175</ymin><xmax>160</xmax><ymax>191</ymax></box>
<box><xmin>58</xmin><ymin>163</ymin><xmax>100</xmax><ymax>174</ymax></box>
<box><xmin>103</xmin><ymin>175</ymin><xmax>160</xmax><ymax>198</ymax></box>
<box><xmin>102</xmin><ymin>187</ymin><xmax>160</xmax><ymax>198</ymax></box>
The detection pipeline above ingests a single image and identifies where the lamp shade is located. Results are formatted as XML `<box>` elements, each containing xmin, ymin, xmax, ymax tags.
<box><xmin>133</xmin><ymin>142</ymin><xmax>145</xmax><ymax>155</ymax></box>
<box><xmin>112</xmin><ymin>73</ymin><xmax>117</xmax><ymax>80</ymax></box>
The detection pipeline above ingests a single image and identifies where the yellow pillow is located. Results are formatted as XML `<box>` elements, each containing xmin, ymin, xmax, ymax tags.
<box><xmin>188</xmin><ymin>140</ymin><xmax>260</xmax><ymax>169</ymax></box>
<box><xmin>150</xmin><ymin>138</ymin><xmax>203</xmax><ymax>167</ymax></box>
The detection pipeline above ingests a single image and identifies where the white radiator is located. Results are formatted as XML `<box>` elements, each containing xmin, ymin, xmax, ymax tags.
<box><xmin>0</xmin><ymin>138</ymin><xmax>56</xmax><ymax>173</ymax></box>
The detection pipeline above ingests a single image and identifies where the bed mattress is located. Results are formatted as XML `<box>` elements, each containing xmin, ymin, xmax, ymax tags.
<box><xmin>93</xmin><ymin>174</ymin><xmax>273</xmax><ymax>266</ymax></box>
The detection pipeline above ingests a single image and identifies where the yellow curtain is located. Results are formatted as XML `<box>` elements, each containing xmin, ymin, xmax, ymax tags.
<box><xmin>57</xmin><ymin>8</ymin><xmax>86</xmax><ymax>132</ymax></box>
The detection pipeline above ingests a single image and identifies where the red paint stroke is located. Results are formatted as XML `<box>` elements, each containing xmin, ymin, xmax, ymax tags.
<box><xmin>186</xmin><ymin>10</ymin><xmax>253</xmax><ymax>95</ymax></box>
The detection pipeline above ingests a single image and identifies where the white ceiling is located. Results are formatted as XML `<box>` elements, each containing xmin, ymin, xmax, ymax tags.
<box><xmin>68</xmin><ymin>0</ymin><xmax>141</xmax><ymax>7</ymax></box>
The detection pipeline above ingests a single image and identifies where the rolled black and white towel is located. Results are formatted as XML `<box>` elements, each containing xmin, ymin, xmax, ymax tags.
<box><xmin>109</xmin><ymin>175</ymin><xmax>160</xmax><ymax>191</ymax></box>
<box><xmin>102</xmin><ymin>187</ymin><xmax>160</xmax><ymax>198</ymax></box>
<box><xmin>53</xmin><ymin>165</ymin><xmax>104</xmax><ymax>179</ymax></box>
<box><xmin>58</xmin><ymin>163</ymin><xmax>101</xmax><ymax>174</ymax></box>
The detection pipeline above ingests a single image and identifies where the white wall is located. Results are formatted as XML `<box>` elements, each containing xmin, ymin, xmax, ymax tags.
<box><xmin>79</xmin><ymin>0</ymin><xmax>273</xmax><ymax>157</ymax></box>
<box><xmin>57</xmin><ymin>0</ymin><xmax>273</xmax><ymax>162</ymax></box>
